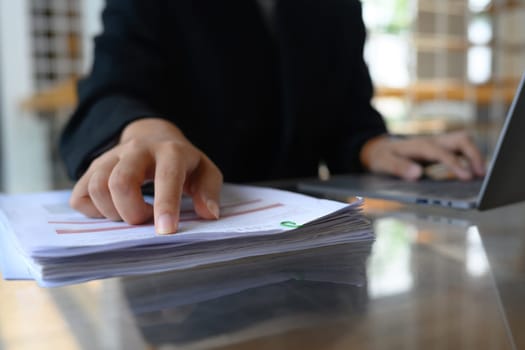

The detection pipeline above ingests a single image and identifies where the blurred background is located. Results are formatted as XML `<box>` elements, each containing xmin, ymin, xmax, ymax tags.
<box><xmin>0</xmin><ymin>0</ymin><xmax>523</xmax><ymax>193</ymax></box>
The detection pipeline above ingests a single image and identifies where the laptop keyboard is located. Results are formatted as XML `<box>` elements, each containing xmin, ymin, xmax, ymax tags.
<box><xmin>387</xmin><ymin>179</ymin><xmax>483</xmax><ymax>199</ymax></box>
<box><xmin>324</xmin><ymin>175</ymin><xmax>484</xmax><ymax>200</ymax></box>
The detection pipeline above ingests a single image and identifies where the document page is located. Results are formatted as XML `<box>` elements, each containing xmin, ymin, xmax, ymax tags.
<box><xmin>0</xmin><ymin>184</ymin><xmax>347</xmax><ymax>257</ymax></box>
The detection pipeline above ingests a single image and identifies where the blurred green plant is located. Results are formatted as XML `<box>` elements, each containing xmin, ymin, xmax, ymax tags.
<box><xmin>362</xmin><ymin>0</ymin><xmax>412</xmax><ymax>34</ymax></box>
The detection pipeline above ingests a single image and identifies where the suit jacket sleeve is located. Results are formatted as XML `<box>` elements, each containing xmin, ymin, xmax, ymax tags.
<box><xmin>325</xmin><ymin>60</ymin><xmax>387</xmax><ymax>174</ymax></box>
<box><xmin>321</xmin><ymin>0</ymin><xmax>388</xmax><ymax>174</ymax></box>
<box><xmin>60</xmin><ymin>0</ymin><xmax>169</xmax><ymax>180</ymax></box>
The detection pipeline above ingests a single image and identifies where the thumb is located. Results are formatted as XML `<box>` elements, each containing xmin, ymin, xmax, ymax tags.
<box><xmin>187</xmin><ymin>159</ymin><xmax>223</xmax><ymax>220</ymax></box>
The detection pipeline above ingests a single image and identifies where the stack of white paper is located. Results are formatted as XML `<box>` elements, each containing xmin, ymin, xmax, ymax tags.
<box><xmin>0</xmin><ymin>184</ymin><xmax>373</xmax><ymax>287</ymax></box>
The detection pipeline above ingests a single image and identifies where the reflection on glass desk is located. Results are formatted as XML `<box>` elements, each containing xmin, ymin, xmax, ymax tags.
<box><xmin>123</xmin><ymin>243</ymin><xmax>370</xmax><ymax>348</ymax></box>
<box><xmin>1</xmin><ymin>197</ymin><xmax>524</xmax><ymax>350</ymax></box>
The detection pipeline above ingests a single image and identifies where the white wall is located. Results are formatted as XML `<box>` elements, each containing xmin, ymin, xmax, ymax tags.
<box><xmin>0</xmin><ymin>0</ymin><xmax>51</xmax><ymax>192</ymax></box>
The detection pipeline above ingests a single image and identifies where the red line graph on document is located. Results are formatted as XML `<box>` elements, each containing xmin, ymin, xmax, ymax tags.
<box><xmin>48</xmin><ymin>199</ymin><xmax>263</xmax><ymax>225</ymax></box>
<box><xmin>54</xmin><ymin>201</ymin><xmax>283</xmax><ymax>234</ymax></box>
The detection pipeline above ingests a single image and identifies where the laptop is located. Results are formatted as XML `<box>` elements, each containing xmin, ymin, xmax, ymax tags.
<box><xmin>298</xmin><ymin>74</ymin><xmax>525</xmax><ymax>210</ymax></box>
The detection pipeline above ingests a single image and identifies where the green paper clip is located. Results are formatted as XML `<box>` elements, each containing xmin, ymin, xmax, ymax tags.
<box><xmin>280</xmin><ymin>221</ymin><xmax>301</xmax><ymax>228</ymax></box>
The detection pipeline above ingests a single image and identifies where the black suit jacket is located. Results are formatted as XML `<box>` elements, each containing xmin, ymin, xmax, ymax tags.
<box><xmin>60</xmin><ymin>0</ymin><xmax>387</xmax><ymax>182</ymax></box>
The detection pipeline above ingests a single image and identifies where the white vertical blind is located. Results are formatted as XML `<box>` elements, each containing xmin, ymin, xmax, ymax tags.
<box><xmin>0</xmin><ymin>0</ymin><xmax>51</xmax><ymax>192</ymax></box>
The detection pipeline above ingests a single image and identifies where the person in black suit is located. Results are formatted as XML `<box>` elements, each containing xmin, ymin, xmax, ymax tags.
<box><xmin>60</xmin><ymin>0</ymin><xmax>485</xmax><ymax>234</ymax></box>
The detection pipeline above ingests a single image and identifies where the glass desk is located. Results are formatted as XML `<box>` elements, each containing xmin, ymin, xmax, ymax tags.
<box><xmin>1</xmin><ymin>196</ymin><xmax>523</xmax><ymax>350</ymax></box>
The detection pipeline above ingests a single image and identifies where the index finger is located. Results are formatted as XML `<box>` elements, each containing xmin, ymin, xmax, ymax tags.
<box><xmin>153</xmin><ymin>147</ymin><xmax>188</xmax><ymax>235</ymax></box>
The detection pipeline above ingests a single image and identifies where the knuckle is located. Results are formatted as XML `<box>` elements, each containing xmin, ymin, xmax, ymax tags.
<box><xmin>158</xmin><ymin>140</ymin><xmax>192</xmax><ymax>159</ymax></box>
<box><xmin>88</xmin><ymin>173</ymin><xmax>109</xmax><ymax>198</ymax></box>
<box><xmin>121</xmin><ymin>138</ymin><xmax>144</xmax><ymax>153</ymax></box>
<box><xmin>108</xmin><ymin>169</ymin><xmax>137</xmax><ymax>194</ymax></box>
<box><xmin>87</xmin><ymin>153</ymin><xmax>118</xmax><ymax>173</ymax></box>
<box><xmin>88</xmin><ymin>156</ymin><xmax>104</xmax><ymax>171</ymax></box>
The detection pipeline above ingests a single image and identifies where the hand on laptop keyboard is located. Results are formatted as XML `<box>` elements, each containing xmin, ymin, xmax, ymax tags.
<box><xmin>360</xmin><ymin>131</ymin><xmax>486</xmax><ymax>181</ymax></box>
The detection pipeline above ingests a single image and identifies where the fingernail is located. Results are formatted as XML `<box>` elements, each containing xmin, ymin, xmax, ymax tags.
<box><xmin>206</xmin><ymin>199</ymin><xmax>220</xmax><ymax>219</ymax></box>
<box><xmin>156</xmin><ymin>213</ymin><xmax>176</xmax><ymax>235</ymax></box>
<box><xmin>405</xmin><ymin>165</ymin><xmax>422</xmax><ymax>180</ymax></box>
